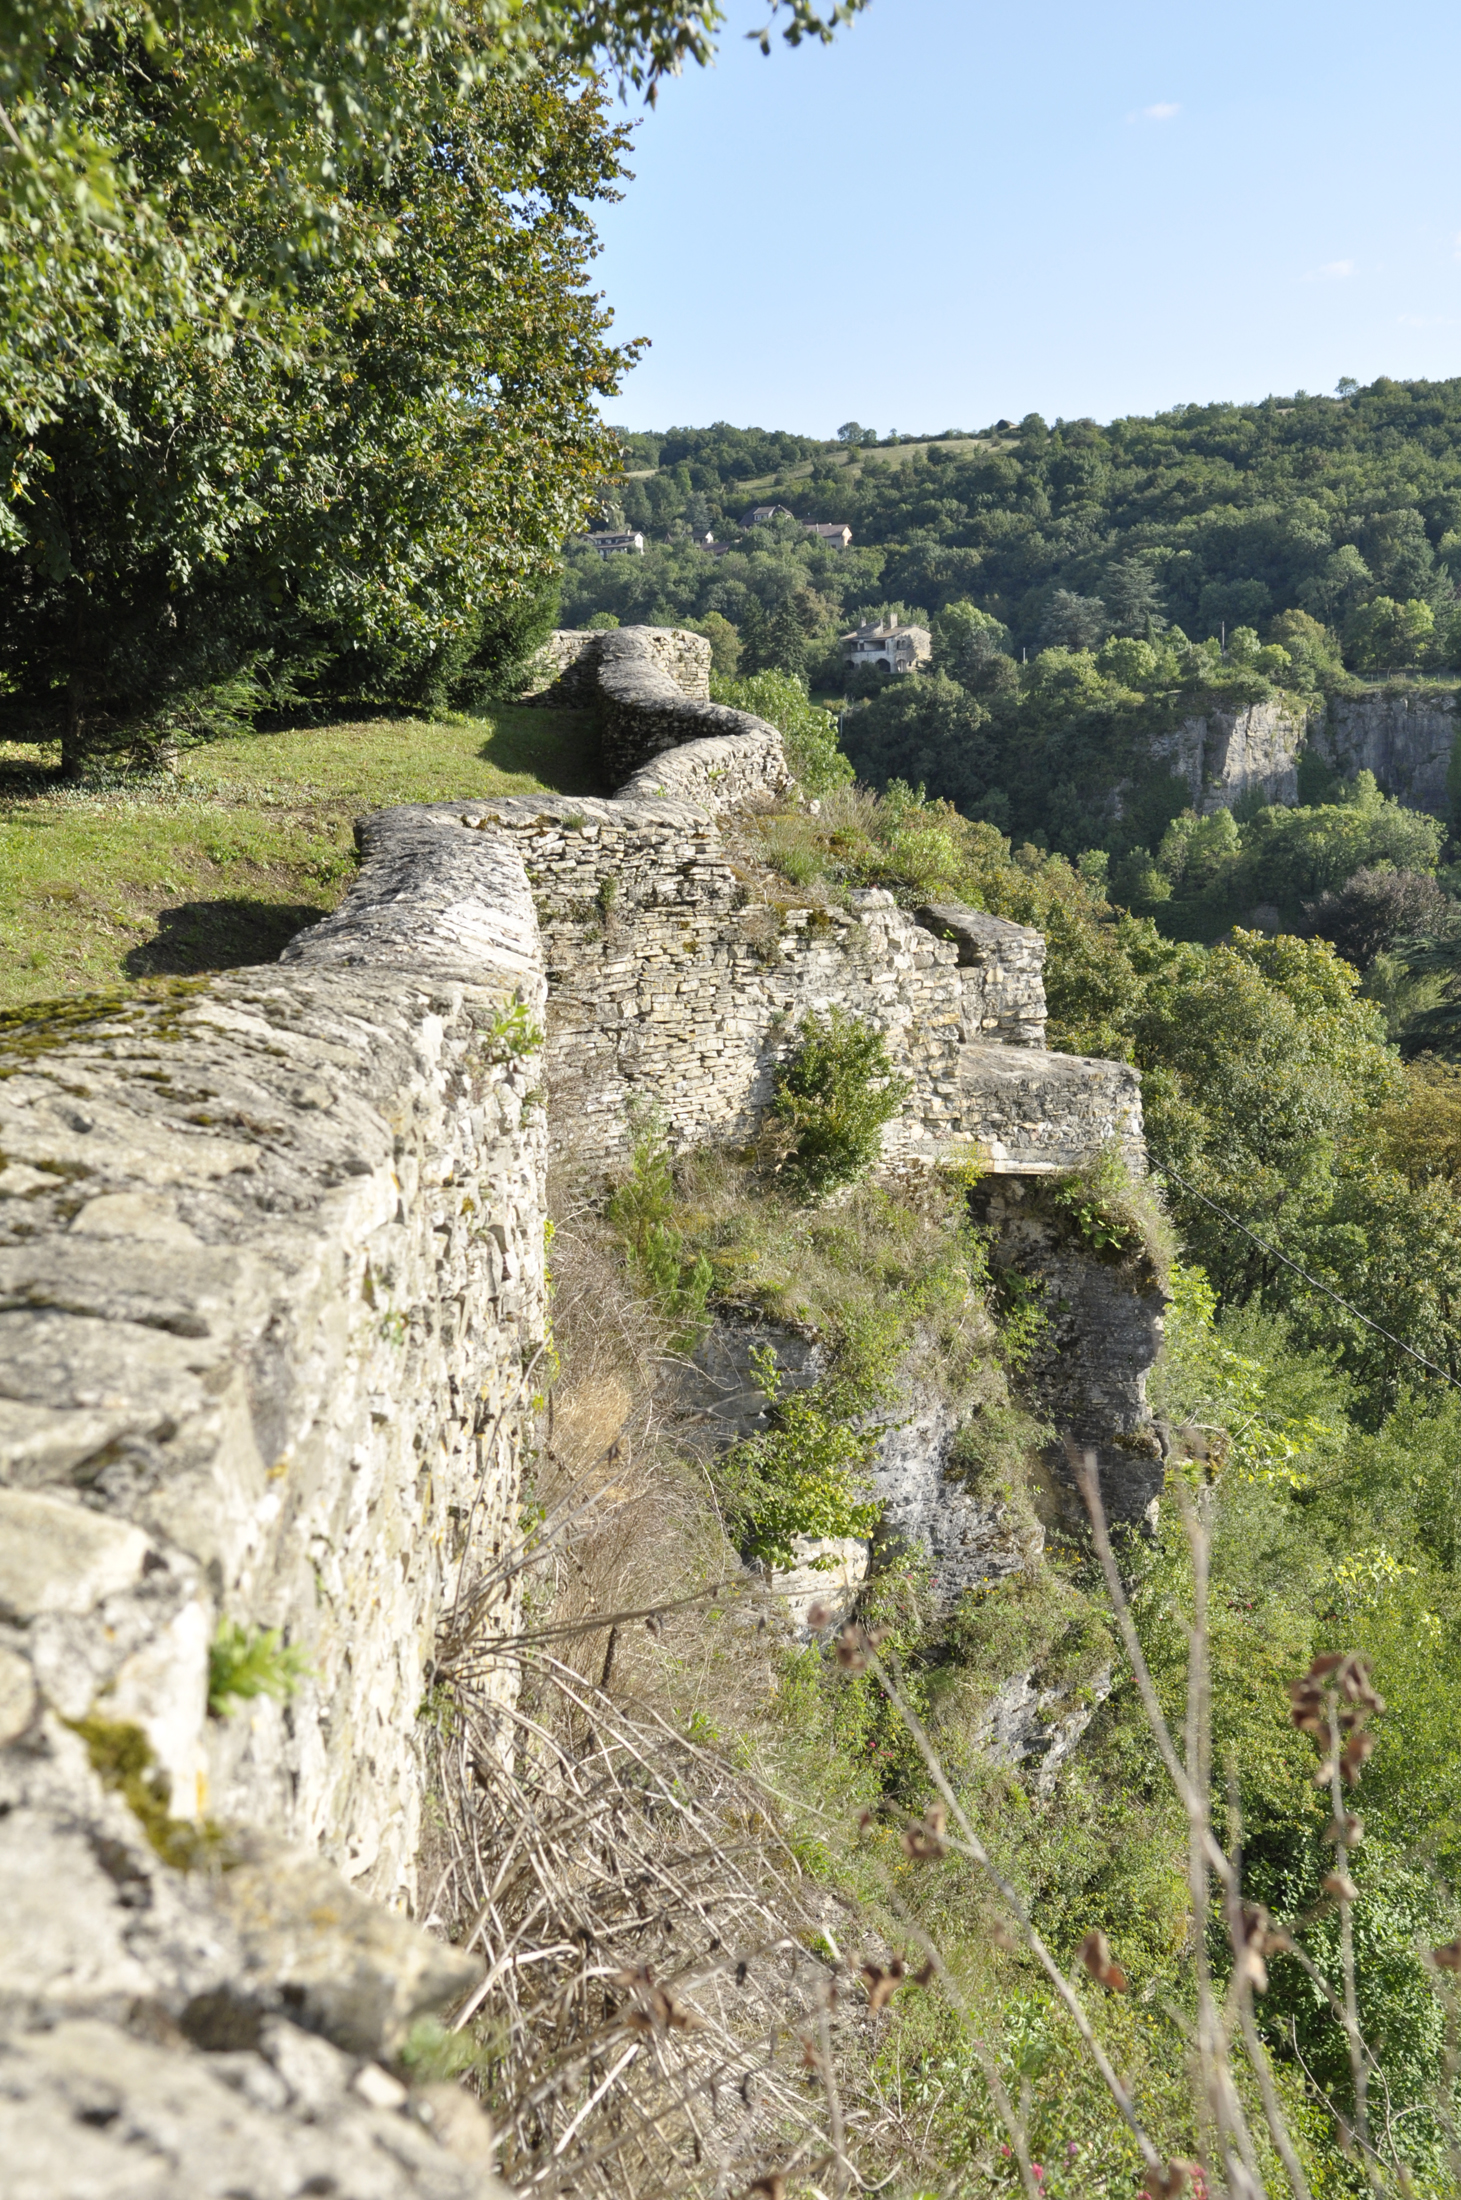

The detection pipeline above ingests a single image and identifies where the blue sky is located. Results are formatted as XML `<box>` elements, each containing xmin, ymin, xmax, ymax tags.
<box><xmin>592</xmin><ymin>0</ymin><xmax>1461</xmax><ymax>435</ymax></box>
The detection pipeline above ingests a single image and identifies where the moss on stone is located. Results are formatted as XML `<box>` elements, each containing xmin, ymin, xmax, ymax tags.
<box><xmin>70</xmin><ymin>1715</ymin><xmax>230</xmax><ymax>1871</ymax></box>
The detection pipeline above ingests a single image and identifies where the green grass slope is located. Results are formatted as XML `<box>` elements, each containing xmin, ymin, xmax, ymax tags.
<box><xmin>0</xmin><ymin>705</ymin><xmax>599</xmax><ymax>1011</ymax></box>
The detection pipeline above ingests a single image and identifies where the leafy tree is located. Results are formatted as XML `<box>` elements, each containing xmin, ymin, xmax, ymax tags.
<box><xmin>1343</xmin><ymin>594</ymin><xmax>1437</xmax><ymax>672</ymax></box>
<box><xmin>682</xmin><ymin>610</ymin><xmax>742</xmax><ymax>674</ymax></box>
<box><xmin>1242</xmin><ymin>774</ymin><xmax>1444</xmax><ymax>906</ymax></box>
<box><xmin>1038</xmin><ymin>588</ymin><xmax>1107</xmax><ymax>651</ymax></box>
<box><xmin>0</xmin><ymin>0</ymin><xmax>869</xmax><ymax>476</ymax></box>
<box><xmin>1303</xmin><ymin>866</ymin><xmax>1452</xmax><ymax>969</ymax></box>
<box><xmin>1268</xmin><ymin>607</ymin><xmax>1348</xmax><ymax>694</ymax></box>
<box><xmin>1299</xmin><ymin>542</ymin><xmax>1374</xmax><ymax>626</ymax></box>
<box><xmin>0</xmin><ymin>51</ymin><xmax>634</xmax><ymax>764</ymax></box>
<box><xmin>1093</xmin><ymin>635</ymin><xmax>1160</xmax><ymax>690</ymax></box>
<box><xmin>840</xmin><ymin>671</ymin><xmax>992</xmax><ymax>815</ymax></box>
<box><xmin>709</xmin><ymin>668</ymin><xmax>852</xmax><ymax>793</ymax></box>
<box><xmin>1136</xmin><ymin>930</ymin><xmax>1406</xmax><ymax>1336</ymax></box>
<box><xmin>930</xmin><ymin>599</ymin><xmax>1010</xmax><ymax>686</ymax></box>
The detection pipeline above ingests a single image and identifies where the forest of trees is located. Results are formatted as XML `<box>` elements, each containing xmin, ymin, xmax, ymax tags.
<box><xmin>585</xmin><ymin>386</ymin><xmax>1461</xmax><ymax>666</ymax></box>
<box><xmin>562</xmin><ymin>386</ymin><xmax>1461</xmax><ymax>952</ymax></box>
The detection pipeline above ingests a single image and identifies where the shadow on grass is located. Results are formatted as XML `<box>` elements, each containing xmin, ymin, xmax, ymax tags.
<box><xmin>124</xmin><ymin>899</ymin><xmax>328</xmax><ymax>978</ymax></box>
<box><xmin>477</xmin><ymin>706</ymin><xmax>606</xmax><ymax>796</ymax></box>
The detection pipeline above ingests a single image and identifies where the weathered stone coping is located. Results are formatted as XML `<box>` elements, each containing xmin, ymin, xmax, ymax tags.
<box><xmin>0</xmin><ymin>818</ymin><xmax>545</xmax><ymax>2183</ymax></box>
<box><xmin>517</xmin><ymin>623</ymin><xmax>793</xmax><ymax>806</ymax></box>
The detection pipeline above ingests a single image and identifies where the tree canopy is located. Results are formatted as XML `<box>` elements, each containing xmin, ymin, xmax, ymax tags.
<box><xmin>0</xmin><ymin>0</ymin><xmax>870</xmax><ymax>535</ymax></box>
<box><xmin>0</xmin><ymin>49</ymin><xmax>637</xmax><ymax>763</ymax></box>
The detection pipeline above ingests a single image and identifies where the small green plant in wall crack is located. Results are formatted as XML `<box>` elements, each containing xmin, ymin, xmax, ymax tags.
<box><xmin>485</xmin><ymin>995</ymin><xmax>543</xmax><ymax>1063</ymax></box>
<box><xmin>208</xmin><ymin>1620</ymin><xmax>310</xmax><ymax>1717</ymax></box>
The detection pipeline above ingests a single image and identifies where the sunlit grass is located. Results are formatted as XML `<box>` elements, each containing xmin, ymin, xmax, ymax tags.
<box><xmin>0</xmin><ymin>704</ymin><xmax>600</xmax><ymax>1009</ymax></box>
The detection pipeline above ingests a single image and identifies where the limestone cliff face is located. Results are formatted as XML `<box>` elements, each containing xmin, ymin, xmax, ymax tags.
<box><xmin>970</xmin><ymin>1178</ymin><xmax>1167</xmax><ymax>1531</ymax></box>
<box><xmin>1140</xmin><ymin>687</ymin><xmax>1458</xmax><ymax>821</ymax></box>
<box><xmin>1316</xmin><ymin>689</ymin><xmax>1457</xmax><ymax>815</ymax></box>
<box><xmin>1148</xmin><ymin>697</ymin><xmax>1308</xmax><ymax>814</ymax></box>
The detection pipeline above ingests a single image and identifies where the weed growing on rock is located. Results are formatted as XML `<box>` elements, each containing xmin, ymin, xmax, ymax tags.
<box><xmin>207</xmin><ymin>1621</ymin><xmax>310</xmax><ymax>1716</ymax></box>
<box><xmin>716</xmin><ymin>1344</ymin><xmax>881</xmax><ymax>1570</ymax></box>
<box><xmin>484</xmin><ymin>994</ymin><xmax>543</xmax><ymax>1062</ymax></box>
<box><xmin>604</xmin><ymin>1114</ymin><xmax>714</xmax><ymax>1351</ymax></box>
<box><xmin>1046</xmin><ymin>1144</ymin><xmax>1175</xmax><ymax>1278</ymax></box>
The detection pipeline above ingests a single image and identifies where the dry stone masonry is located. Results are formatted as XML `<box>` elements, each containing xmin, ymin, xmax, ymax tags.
<box><xmin>0</xmin><ymin>622</ymin><xmax>1159</xmax><ymax>2191</ymax></box>
<box><xmin>0</xmin><ymin>822</ymin><xmax>543</xmax><ymax>2195</ymax></box>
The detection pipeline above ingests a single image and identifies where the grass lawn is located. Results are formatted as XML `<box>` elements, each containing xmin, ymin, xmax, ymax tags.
<box><xmin>0</xmin><ymin>704</ymin><xmax>600</xmax><ymax>1012</ymax></box>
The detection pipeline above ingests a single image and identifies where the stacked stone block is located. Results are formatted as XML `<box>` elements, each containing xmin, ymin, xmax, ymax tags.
<box><xmin>0</xmin><ymin>820</ymin><xmax>545</xmax><ymax>1900</ymax></box>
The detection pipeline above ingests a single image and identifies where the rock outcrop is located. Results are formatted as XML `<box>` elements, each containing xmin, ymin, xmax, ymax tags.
<box><xmin>1137</xmin><ymin>684</ymin><xmax>1458</xmax><ymax>822</ymax></box>
<box><xmin>1150</xmin><ymin>696</ymin><xmax>1308</xmax><ymax>813</ymax></box>
<box><xmin>1315</xmin><ymin>688</ymin><xmax>1457</xmax><ymax>815</ymax></box>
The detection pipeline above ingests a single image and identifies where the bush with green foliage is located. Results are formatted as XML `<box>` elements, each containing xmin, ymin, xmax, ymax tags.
<box><xmin>709</xmin><ymin>667</ymin><xmax>853</xmax><ymax>794</ymax></box>
<box><xmin>770</xmin><ymin>1008</ymin><xmax>910</xmax><ymax>1195</ymax></box>
<box><xmin>715</xmin><ymin>1345</ymin><xmax>880</xmax><ymax>1571</ymax></box>
<box><xmin>604</xmin><ymin>1118</ymin><xmax>714</xmax><ymax>1352</ymax></box>
<box><xmin>1045</xmin><ymin>1145</ymin><xmax>1173</xmax><ymax>1276</ymax></box>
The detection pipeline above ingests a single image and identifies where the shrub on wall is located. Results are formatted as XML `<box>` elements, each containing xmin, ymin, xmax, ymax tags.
<box><xmin>715</xmin><ymin>1346</ymin><xmax>879</xmax><ymax>1571</ymax></box>
<box><xmin>770</xmin><ymin>1009</ymin><xmax>910</xmax><ymax>1195</ymax></box>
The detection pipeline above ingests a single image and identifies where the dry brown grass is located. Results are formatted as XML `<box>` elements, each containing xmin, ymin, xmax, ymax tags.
<box><xmin>424</xmin><ymin>1182</ymin><xmax>879</xmax><ymax>2196</ymax></box>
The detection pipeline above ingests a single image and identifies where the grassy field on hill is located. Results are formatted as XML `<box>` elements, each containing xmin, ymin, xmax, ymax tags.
<box><xmin>0</xmin><ymin>705</ymin><xmax>599</xmax><ymax>1012</ymax></box>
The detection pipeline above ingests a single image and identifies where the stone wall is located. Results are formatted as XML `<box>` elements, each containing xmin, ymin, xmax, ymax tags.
<box><xmin>0</xmin><ymin>620</ymin><xmax>1157</xmax><ymax>2190</ymax></box>
<box><xmin>433</xmin><ymin>796</ymin><xmax>1138</xmax><ymax>1176</ymax></box>
<box><xmin>0</xmin><ymin>819</ymin><xmax>545</xmax><ymax>2194</ymax></box>
<box><xmin>1</xmin><ymin>815</ymin><xmax>546</xmax><ymax>1899</ymax></box>
<box><xmin>516</xmin><ymin>624</ymin><xmax>713</xmax><ymax>718</ymax></box>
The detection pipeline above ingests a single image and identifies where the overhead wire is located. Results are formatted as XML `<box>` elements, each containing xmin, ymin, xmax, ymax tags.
<box><xmin>1157</xmin><ymin>1157</ymin><xmax>1461</xmax><ymax>1396</ymax></box>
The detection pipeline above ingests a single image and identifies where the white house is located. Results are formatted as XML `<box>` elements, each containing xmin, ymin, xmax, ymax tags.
<box><xmin>841</xmin><ymin>620</ymin><xmax>932</xmax><ymax>675</ymax></box>
<box><xmin>571</xmin><ymin>530</ymin><xmax>645</xmax><ymax>557</ymax></box>
<box><xmin>805</xmin><ymin>521</ymin><xmax>853</xmax><ymax>549</ymax></box>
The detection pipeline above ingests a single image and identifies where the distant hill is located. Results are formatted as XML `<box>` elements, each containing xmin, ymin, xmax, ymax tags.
<box><xmin>583</xmin><ymin>381</ymin><xmax>1461</xmax><ymax>657</ymax></box>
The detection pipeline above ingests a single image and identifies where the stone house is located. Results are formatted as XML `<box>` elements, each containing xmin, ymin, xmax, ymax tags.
<box><xmin>842</xmin><ymin>619</ymin><xmax>932</xmax><ymax>674</ymax></box>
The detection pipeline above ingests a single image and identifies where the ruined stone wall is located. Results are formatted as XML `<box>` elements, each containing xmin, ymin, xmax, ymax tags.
<box><xmin>0</xmin><ymin>817</ymin><xmax>547</xmax><ymax>2193</ymax></box>
<box><xmin>0</xmin><ymin>817</ymin><xmax>547</xmax><ymax>1899</ymax></box>
<box><xmin>423</xmin><ymin>795</ymin><xmax>1139</xmax><ymax>1176</ymax></box>
<box><xmin>516</xmin><ymin>624</ymin><xmax>713</xmax><ymax>717</ymax></box>
<box><xmin>0</xmin><ymin>621</ymin><xmax>1156</xmax><ymax>2191</ymax></box>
